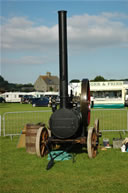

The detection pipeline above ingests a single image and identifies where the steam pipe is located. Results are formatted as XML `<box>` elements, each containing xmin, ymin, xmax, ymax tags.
<box><xmin>58</xmin><ymin>10</ymin><xmax>68</xmax><ymax>108</ymax></box>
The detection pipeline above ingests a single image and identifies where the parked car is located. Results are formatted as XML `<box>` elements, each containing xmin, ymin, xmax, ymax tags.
<box><xmin>30</xmin><ymin>97</ymin><xmax>40</xmax><ymax>104</ymax></box>
<box><xmin>32</xmin><ymin>97</ymin><xmax>49</xmax><ymax>107</ymax></box>
<box><xmin>21</xmin><ymin>95</ymin><xmax>34</xmax><ymax>104</ymax></box>
<box><xmin>0</xmin><ymin>97</ymin><xmax>5</xmax><ymax>103</ymax></box>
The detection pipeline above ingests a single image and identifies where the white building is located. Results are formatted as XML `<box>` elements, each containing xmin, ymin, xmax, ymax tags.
<box><xmin>90</xmin><ymin>81</ymin><xmax>125</xmax><ymax>106</ymax></box>
<box><xmin>68</xmin><ymin>81</ymin><xmax>128</xmax><ymax>107</ymax></box>
<box><xmin>1</xmin><ymin>91</ymin><xmax>59</xmax><ymax>103</ymax></box>
<box><xmin>1</xmin><ymin>91</ymin><xmax>44</xmax><ymax>103</ymax></box>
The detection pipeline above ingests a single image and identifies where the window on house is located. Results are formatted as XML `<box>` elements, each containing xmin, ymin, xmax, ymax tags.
<box><xmin>49</xmin><ymin>80</ymin><xmax>52</xmax><ymax>84</ymax></box>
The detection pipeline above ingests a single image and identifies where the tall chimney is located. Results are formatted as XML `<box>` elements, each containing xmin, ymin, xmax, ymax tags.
<box><xmin>58</xmin><ymin>10</ymin><xmax>68</xmax><ymax>108</ymax></box>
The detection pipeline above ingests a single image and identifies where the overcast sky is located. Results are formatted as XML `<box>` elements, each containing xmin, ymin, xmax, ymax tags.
<box><xmin>1</xmin><ymin>0</ymin><xmax>128</xmax><ymax>84</ymax></box>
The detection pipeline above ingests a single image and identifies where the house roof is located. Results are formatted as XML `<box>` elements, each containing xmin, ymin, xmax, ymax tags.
<box><xmin>40</xmin><ymin>75</ymin><xmax>59</xmax><ymax>85</ymax></box>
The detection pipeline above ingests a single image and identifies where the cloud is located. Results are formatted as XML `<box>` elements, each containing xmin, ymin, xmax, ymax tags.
<box><xmin>1</xmin><ymin>55</ymin><xmax>57</xmax><ymax>66</ymax></box>
<box><xmin>2</xmin><ymin>17</ymin><xmax>34</xmax><ymax>28</ymax></box>
<box><xmin>101</xmin><ymin>12</ymin><xmax>128</xmax><ymax>19</ymax></box>
<box><xmin>67</xmin><ymin>12</ymin><xmax>128</xmax><ymax>49</ymax></box>
<box><xmin>1</xmin><ymin>16</ymin><xmax>58</xmax><ymax>50</ymax></box>
<box><xmin>1</xmin><ymin>12</ymin><xmax>128</xmax><ymax>52</ymax></box>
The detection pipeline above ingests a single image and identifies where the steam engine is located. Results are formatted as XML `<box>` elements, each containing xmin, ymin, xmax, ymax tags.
<box><xmin>49</xmin><ymin>11</ymin><xmax>90</xmax><ymax>140</ymax></box>
<box><xmin>35</xmin><ymin>10</ymin><xmax>101</xmax><ymax>164</ymax></box>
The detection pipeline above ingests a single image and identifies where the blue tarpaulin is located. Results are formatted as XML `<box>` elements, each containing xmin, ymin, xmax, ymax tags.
<box><xmin>48</xmin><ymin>151</ymin><xmax>72</xmax><ymax>161</ymax></box>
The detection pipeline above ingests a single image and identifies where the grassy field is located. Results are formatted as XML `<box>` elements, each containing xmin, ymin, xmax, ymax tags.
<box><xmin>0</xmin><ymin>103</ymin><xmax>128</xmax><ymax>193</ymax></box>
<box><xmin>0</xmin><ymin>103</ymin><xmax>51</xmax><ymax>115</ymax></box>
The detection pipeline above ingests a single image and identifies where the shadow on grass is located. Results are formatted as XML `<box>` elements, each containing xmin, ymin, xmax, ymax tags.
<box><xmin>51</xmin><ymin>143</ymin><xmax>87</xmax><ymax>157</ymax></box>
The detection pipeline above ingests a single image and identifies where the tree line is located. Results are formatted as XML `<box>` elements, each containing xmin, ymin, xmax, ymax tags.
<box><xmin>70</xmin><ymin>76</ymin><xmax>128</xmax><ymax>83</ymax></box>
<box><xmin>0</xmin><ymin>75</ymin><xmax>128</xmax><ymax>92</ymax></box>
<box><xmin>0</xmin><ymin>76</ymin><xmax>35</xmax><ymax>93</ymax></box>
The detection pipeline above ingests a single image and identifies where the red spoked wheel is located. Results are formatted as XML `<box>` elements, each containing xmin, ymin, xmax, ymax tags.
<box><xmin>80</xmin><ymin>79</ymin><xmax>91</xmax><ymax>127</ymax></box>
<box><xmin>36</xmin><ymin>127</ymin><xmax>49</xmax><ymax>157</ymax></box>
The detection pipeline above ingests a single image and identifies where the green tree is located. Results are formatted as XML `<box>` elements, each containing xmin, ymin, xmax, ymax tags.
<box><xmin>0</xmin><ymin>76</ymin><xmax>9</xmax><ymax>91</ymax></box>
<box><xmin>0</xmin><ymin>75</ymin><xmax>34</xmax><ymax>92</ymax></box>
<box><xmin>93</xmin><ymin>76</ymin><xmax>106</xmax><ymax>82</ymax></box>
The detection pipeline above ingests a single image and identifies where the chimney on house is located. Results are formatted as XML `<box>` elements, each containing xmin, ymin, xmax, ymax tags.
<box><xmin>46</xmin><ymin>72</ymin><xmax>51</xmax><ymax>77</ymax></box>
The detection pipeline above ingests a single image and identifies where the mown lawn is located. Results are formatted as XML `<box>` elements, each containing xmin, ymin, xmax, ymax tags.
<box><xmin>0</xmin><ymin>103</ymin><xmax>128</xmax><ymax>193</ymax></box>
<box><xmin>0</xmin><ymin>103</ymin><xmax>51</xmax><ymax>115</ymax></box>
<box><xmin>0</xmin><ymin>136</ymin><xmax>128</xmax><ymax>193</ymax></box>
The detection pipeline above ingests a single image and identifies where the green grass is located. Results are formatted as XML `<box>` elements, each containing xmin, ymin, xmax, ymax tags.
<box><xmin>0</xmin><ymin>103</ymin><xmax>51</xmax><ymax>115</ymax></box>
<box><xmin>0</xmin><ymin>103</ymin><xmax>128</xmax><ymax>193</ymax></box>
<box><xmin>0</xmin><ymin>136</ymin><xmax>128</xmax><ymax>193</ymax></box>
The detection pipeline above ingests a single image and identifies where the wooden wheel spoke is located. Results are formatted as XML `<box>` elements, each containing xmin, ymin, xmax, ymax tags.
<box><xmin>41</xmin><ymin>140</ymin><xmax>45</xmax><ymax>144</ymax></box>
<box><xmin>41</xmin><ymin>144</ymin><xmax>45</xmax><ymax>156</ymax></box>
<box><xmin>92</xmin><ymin>134</ymin><xmax>95</xmax><ymax>141</ymax></box>
<box><xmin>42</xmin><ymin>130</ymin><xmax>46</xmax><ymax>140</ymax></box>
<box><xmin>44</xmin><ymin>133</ymin><xmax>48</xmax><ymax>140</ymax></box>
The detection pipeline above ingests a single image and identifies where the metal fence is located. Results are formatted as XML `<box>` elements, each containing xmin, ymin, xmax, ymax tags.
<box><xmin>2</xmin><ymin>110</ymin><xmax>52</xmax><ymax>137</ymax></box>
<box><xmin>1</xmin><ymin>109</ymin><xmax>128</xmax><ymax>137</ymax></box>
<box><xmin>89</xmin><ymin>109</ymin><xmax>128</xmax><ymax>132</ymax></box>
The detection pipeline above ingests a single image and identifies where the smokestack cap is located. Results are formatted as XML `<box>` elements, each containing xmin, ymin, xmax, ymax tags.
<box><xmin>58</xmin><ymin>10</ymin><xmax>67</xmax><ymax>13</ymax></box>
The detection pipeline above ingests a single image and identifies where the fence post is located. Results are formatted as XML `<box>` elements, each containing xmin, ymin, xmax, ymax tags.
<box><xmin>3</xmin><ymin>113</ymin><xmax>5</xmax><ymax>136</ymax></box>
